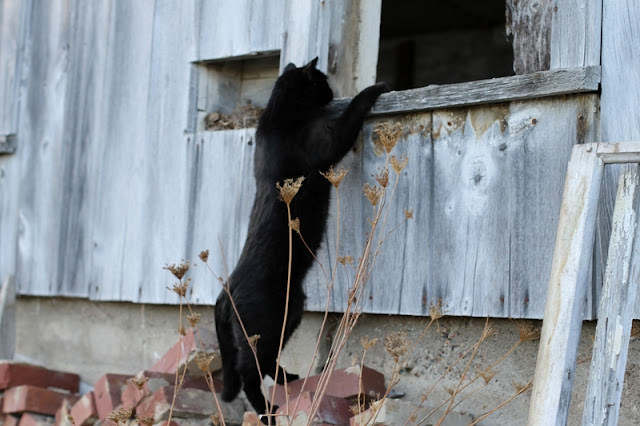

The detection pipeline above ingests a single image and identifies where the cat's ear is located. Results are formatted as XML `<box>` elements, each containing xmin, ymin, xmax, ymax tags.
<box><xmin>303</xmin><ymin>57</ymin><xmax>319</xmax><ymax>73</ymax></box>
<box><xmin>284</xmin><ymin>62</ymin><xmax>297</xmax><ymax>73</ymax></box>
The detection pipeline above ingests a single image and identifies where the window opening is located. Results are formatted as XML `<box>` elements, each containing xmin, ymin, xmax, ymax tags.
<box><xmin>377</xmin><ymin>0</ymin><xmax>514</xmax><ymax>90</ymax></box>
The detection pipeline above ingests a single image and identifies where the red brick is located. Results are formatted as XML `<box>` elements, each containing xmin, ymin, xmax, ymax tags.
<box><xmin>0</xmin><ymin>363</ymin><xmax>79</xmax><ymax>393</ymax></box>
<box><xmin>93</xmin><ymin>374</ymin><xmax>131</xmax><ymax>420</ymax></box>
<box><xmin>270</xmin><ymin>365</ymin><xmax>385</xmax><ymax>408</ymax></box>
<box><xmin>242</xmin><ymin>411</ymin><xmax>260</xmax><ymax>426</ymax></box>
<box><xmin>120</xmin><ymin>371</ymin><xmax>218</xmax><ymax>409</ymax></box>
<box><xmin>54</xmin><ymin>399</ymin><xmax>71</xmax><ymax>426</ymax></box>
<box><xmin>149</xmin><ymin>328</ymin><xmax>221</xmax><ymax>376</ymax></box>
<box><xmin>1</xmin><ymin>415</ymin><xmax>20</xmax><ymax>426</ymax></box>
<box><xmin>69</xmin><ymin>392</ymin><xmax>97</xmax><ymax>426</ymax></box>
<box><xmin>275</xmin><ymin>391</ymin><xmax>353</xmax><ymax>426</ymax></box>
<box><xmin>136</xmin><ymin>386</ymin><xmax>243</xmax><ymax>423</ymax></box>
<box><xmin>18</xmin><ymin>413</ymin><xmax>54</xmax><ymax>426</ymax></box>
<box><xmin>3</xmin><ymin>386</ymin><xmax>79</xmax><ymax>416</ymax></box>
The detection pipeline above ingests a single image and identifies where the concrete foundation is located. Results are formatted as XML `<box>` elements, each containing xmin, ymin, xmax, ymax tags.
<box><xmin>12</xmin><ymin>297</ymin><xmax>640</xmax><ymax>425</ymax></box>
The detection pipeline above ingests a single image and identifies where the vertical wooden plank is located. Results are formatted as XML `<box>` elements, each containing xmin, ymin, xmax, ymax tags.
<box><xmin>583</xmin><ymin>163</ymin><xmax>640</xmax><ymax>426</ymax></box>
<box><xmin>0</xmin><ymin>275</ymin><xmax>16</xmax><ymax>360</ymax></box>
<box><xmin>528</xmin><ymin>143</ymin><xmax>604</xmax><ymax>426</ymax></box>
<box><xmin>505</xmin><ymin>0</ymin><xmax>553</xmax><ymax>74</ymax></box>
<box><xmin>87</xmin><ymin>0</ymin><xmax>156</xmax><ymax>301</ymax></box>
<box><xmin>550</xmin><ymin>0</ymin><xmax>602</xmax><ymax>69</ymax></box>
<box><xmin>599</xmin><ymin>0</ymin><xmax>640</xmax><ymax>318</ymax></box>
<box><xmin>0</xmin><ymin>0</ymin><xmax>24</xmax><ymax>134</ymax></box>
<box><xmin>280</xmin><ymin>0</ymin><xmax>329</xmax><ymax>70</ymax></box>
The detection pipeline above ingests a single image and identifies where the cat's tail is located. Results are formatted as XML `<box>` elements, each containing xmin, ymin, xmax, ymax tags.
<box><xmin>215</xmin><ymin>293</ymin><xmax>242</xmax><ymax>402</ymax></box>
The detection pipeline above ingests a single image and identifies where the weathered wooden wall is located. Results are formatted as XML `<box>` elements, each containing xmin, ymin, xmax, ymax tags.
<box><xmin>0</xmin><ymin>0</ymin><xmax>628</xmax><ymax>319</ymax></box>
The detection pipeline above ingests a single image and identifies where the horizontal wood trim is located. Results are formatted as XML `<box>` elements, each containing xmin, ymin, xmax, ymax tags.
<box><xmin>332</xmin><ymin>66</ymin><xmax>600</xmax><ymax>115</ymax></box>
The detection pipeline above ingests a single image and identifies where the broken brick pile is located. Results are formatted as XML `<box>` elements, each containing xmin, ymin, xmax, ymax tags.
<box><xmin>0</xmin><ymin>326</ymin><xmax>459</xmax><ymax>426</ymax></box>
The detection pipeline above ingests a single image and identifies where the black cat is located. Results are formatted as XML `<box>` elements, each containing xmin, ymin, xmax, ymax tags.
<box><xmin>214</xmin><ymin>57</ymin><xmax>388</xmax><ymax>421</ymax></box>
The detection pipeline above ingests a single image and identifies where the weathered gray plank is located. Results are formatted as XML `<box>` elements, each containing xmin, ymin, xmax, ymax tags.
<box><xmin>505</xmin><ymin>0</ymin><xmax>553</xmax><ymax>74</ymax></box>
<box><xmin>86</xmin><ymin>0</ymin><xmax>157</xmax><ymax>301</ymax></box>
<box><xmin>0</xmin><ymin>0</ymin><xmax>24</xmax><ymax>134</ymax></box>
<box><xmin>599</xmin><ymin>0</ymin><xmax>640</xmax><ymax>320</ymax></box>
<box><xmin>583</xmin><ymin>163</ymin><xmax>640</xmax><ymax>426</ymax></box>
<box><xmin>0</xmin><ymin>275</ymin><xmax>16</xmax><ymax>359</ymax></box>
<box><xmin>332</xmin><ymin>66</ymin><xmax>600</xmax><ymax>116</ymax></box>
<box><xmin>529</xmin><ymin>143</ymin><xmax>604</xmax><ymax>426</ymax></box>
<box><xmin>196</xmin><ymin>0</ymin><xmax>285</xmax><ymax>62</ymax></box>
<box><xmin>550</xmin><ymin>0</ymin><xmax>602</xmax><ymax>69</ymax></box>
<box><xmin>305</xmin><ymin>95</ymin><xmax>599</xmax><ymax>318</ymax></box>
<box><xmin>280</xmin><ymin>0</ymin><xmax>329</xmax><ymax>71</ymax></box>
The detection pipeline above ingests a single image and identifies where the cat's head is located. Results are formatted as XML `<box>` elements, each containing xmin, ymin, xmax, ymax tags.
<box><xmin>279</xmin><ymin>57</ymin><xmax>333</xmax><ymax>107</ymax></box>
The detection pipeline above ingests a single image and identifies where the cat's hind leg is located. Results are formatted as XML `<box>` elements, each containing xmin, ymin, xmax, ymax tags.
<box><xmin>214</xmin><ymin>294</ymin><xmax>242</xmax><ymax>402</ymax></box>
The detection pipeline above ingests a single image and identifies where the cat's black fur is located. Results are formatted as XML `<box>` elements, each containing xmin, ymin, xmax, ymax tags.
<box><xmin>214</xmin><ymin>57</ymin><xmax>388</xmax><ymax>420</ymax></box>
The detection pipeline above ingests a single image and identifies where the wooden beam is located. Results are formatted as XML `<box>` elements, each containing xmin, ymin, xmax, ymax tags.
<box><xmin>583</xmin><ymin>164</ymin><xmax>640</xmax><ymax>426</ymax></box>
<box><xmin>0</xmin><ymin>274</ymin><xmax>15</xmax><ymax>359</ymax></box>
<box><xmin>331</xmin><ymin>66</ymin><xmax>600</xmax><ymax>116</ymax></box>
<box><xmin>528</xmin><ymin>143</ymin><xmax>604</xmax><ymax>426</ymax></box>
<box><xmin>597</xmin><ymin>142</ymin><xmax>640</xmax><ymax>164</ymax></box>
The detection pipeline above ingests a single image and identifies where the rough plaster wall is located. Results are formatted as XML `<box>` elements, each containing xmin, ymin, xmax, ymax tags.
<box><xmin>14</xmin><ymin>298</ymin><xmax>640</xmax><ymax>425</ymax></box>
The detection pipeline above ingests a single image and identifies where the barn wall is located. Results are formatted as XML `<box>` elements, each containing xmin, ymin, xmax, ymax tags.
<box><xmin>0</xmin><ymin>0</ymin><xmax>624</xmax><ymax>319</ymax></box>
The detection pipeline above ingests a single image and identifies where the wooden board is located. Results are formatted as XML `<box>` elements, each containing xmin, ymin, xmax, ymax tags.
<box><xmin>332</xmin><ymin>66</ymin><xmax>600</xmax><ymax>116</ymax></box>
<box><xmin>600</xmin><ymin>0</ymin><xmax>640</xmax><ymax>319</ymax></box>
<box><xmin>506</xmin><ymin>0</ymin><xmax>552</xmax><ymax>74</ymax></box>
<box><xmin>304</xmin><ymin>94</ymin><xmax>600</xmax><ymax>318</ymax></box>
<box><xmin>583</xmin><ymin>164</ymin><xmax>640</xmax><ymax>426</ymax></box>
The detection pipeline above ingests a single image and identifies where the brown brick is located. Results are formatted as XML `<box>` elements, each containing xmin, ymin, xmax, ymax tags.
<box><xmin>275</xmin><ymin>391</ymin><xmax>353</xmax><ymax>426</ymax></box>
<box><xmin>69</xmin><ymin>392</ymin><xmax>97</xmax><ymax>426</ymax></box>
<box><xmin>136</xmin><ymin>386</ymin><xmax>243</xmax><ymax>424</ymax></box>
<box><xmin>93</xmin><ymin>374</ymin><xmax>131</xmax><ymax>420</ymax></box>
<box><xmin>0</xmin><ymin>363</ymin><xmax>79</xmax><ymax>393</ymax></box>
<box><xmin>18</xmin><ymin>413</ymin><xmax>54</xmax><ymax>426</ymax></box>
<box><xmin>1</xmin><ymin>415</ymin><xmax>20</xmax><ymax>426</ymax></box>
<box><xmin>3</xmin><ymin>386</ymin><xmax>79</xmax><ymax>416</ymax></box>
<box><xmin>120</xmin><ymin>372</ymin><xmax>218</xmax><ymax>409</ymax></box>
<box><xmin>270</xmin><ymin>365</ymin><xmax>385</xmax><ymax>408</ymax></box>
<box><xmin>149</xmin><ymin>328</ymin><xmax>221</xmax><ymax>376</ymax></box>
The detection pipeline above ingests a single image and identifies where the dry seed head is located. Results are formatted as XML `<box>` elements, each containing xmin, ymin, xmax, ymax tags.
<box><xmin>178</xmin><ymin>325</ymin><xmax>186</xmax><ymax>336</ymax></box>
<box><xmin>107</xmin><ymin>407</ymin><xmax>133</xmax><ymax>424</ymax></box>
<box><xmin>374</xmin><ymin>122</ymin><xmax>403</xmax><ymax>153</ymax></box>
<box><xmin>445</xmin><ymin>387</ymin><xmax>455</xmax><ymax>396</ymax></box>
<box><xmin>187</xmin><ymin>313</ymin><xmax>201</xmax><ymax>327</ymax></box>
<box><xmin>391</xmin><ymin>155</ymin><xmax>409</xmax><ymax>174</ymax></box>
<box><xmin>198</xmin><ymin>250</ymin><xmax>209</xmax><ymax>263</ymax></box>
<box><xmin>171</xmin><ymin>278</ymin><xmax>190</xmax><ymax>298</ymax></box>
<box><xmin>404</xmin><ymin>209</ymin><xmax>414</xmax><ymax>220</ymax></box>
<box><xmin>478</xmin><ymin>368</ymin><xmax>496</xmax><ymax>385</ymax></box>
<box><xmin>320</xmin><ymin>166</ymin><xmax>349</xmax><ymax>188</ymax></box>
<box><xmin>374</xmin><ymin>167</ymin><xmax>389</xmax><ymax>188</ymax></box>
<box><xmin>480</xmin><ymin>321</ymin><xmax>497</xmax><ymax>341</ymax></box>
<box><xmin>248</xmin><ymin>334</ymin><xmax>260</xmax><ymax>348</ymax></box>
<box><xmin>514</xmin><ymin>320</ymin><xmax>541</xmax><ymax>342</ymax></box>
<box><xmin>137</xmin><ymin>415</ymin><xmax>154</xmax><ymax>426</ymax></box>
<box><xmin>129</xmin><ymin>375</ymin><xmax>149</xmax><ymax>391</ymax></box>
<box><xmin>276</xmin><ymin>176</ymin><xmax>305</xmax><ymax>204</ymax></box>
<box><xmin>67</xmin><ymin>416</ymin><xmax>76</xmax><ymax>426</ymax></box>
<box><xmin>361</xmin><ymin>336</ymin><xmax>379</xmax><ymax>350</ymax></box>
<box><xmin>164</xmin><ymin>261</ymin><xmax>190</xmax><ymax>280</ymax></box>
<box><xmin>363</xmin><ymin>183</ymin><xmax>383</xmax><ymax>206</ymax></box>
<box><xmin>195</xmin><ymin>352</ymin><xmax>215</xmax><ymax>372</ymax></box>
<box><xmin>429</xmin><ymin>299</ymin><xmax>444</xmax><ymax>321</ymax></box>
<box><xmin>513</xmin><ymin>381</ymin><xmax>533</xmax><ymax>393</ymax></box>
<box><xmin>289</xmin><ymin>218</ymin><xmax>300</xmax><ymax>233</ymax></box>
<box><xmin>337</xmin><ymin>255</ymin><xmax>353</xmax><ymax>265</ymax></box>
<box><xmin>210</xmin><ymin>414</ymin><xmax>221</xmax><ymax>426</ymax></box>
<box><xmin>384</xmin><ymin>331</ymin><xmax>409</xmax><ymax>362</ymax></box>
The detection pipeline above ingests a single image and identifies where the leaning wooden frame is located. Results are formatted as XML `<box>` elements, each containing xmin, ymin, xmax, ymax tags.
<box><xmin>529</xmin><ymin>142</ymin><xmax>640</xmax><ymax>426</ymax></box>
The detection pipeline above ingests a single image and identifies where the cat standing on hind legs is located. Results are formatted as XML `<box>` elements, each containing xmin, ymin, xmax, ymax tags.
<box><xmin>214</xmin><ymin>57</ymin><xmax>388</xmax><ymax>422</ymax></box>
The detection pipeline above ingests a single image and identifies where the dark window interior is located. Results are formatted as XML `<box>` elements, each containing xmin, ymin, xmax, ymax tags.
<box><xmin>377</xmin><ymin>0</ymin><xmax>515</xmax><ymax>90</ymax></box>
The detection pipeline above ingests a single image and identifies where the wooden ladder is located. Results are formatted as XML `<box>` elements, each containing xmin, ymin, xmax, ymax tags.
<box><xmin>528</xmin><ymin>142</ymin><xmax>640</xmax><ymax>426</ymax></box>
